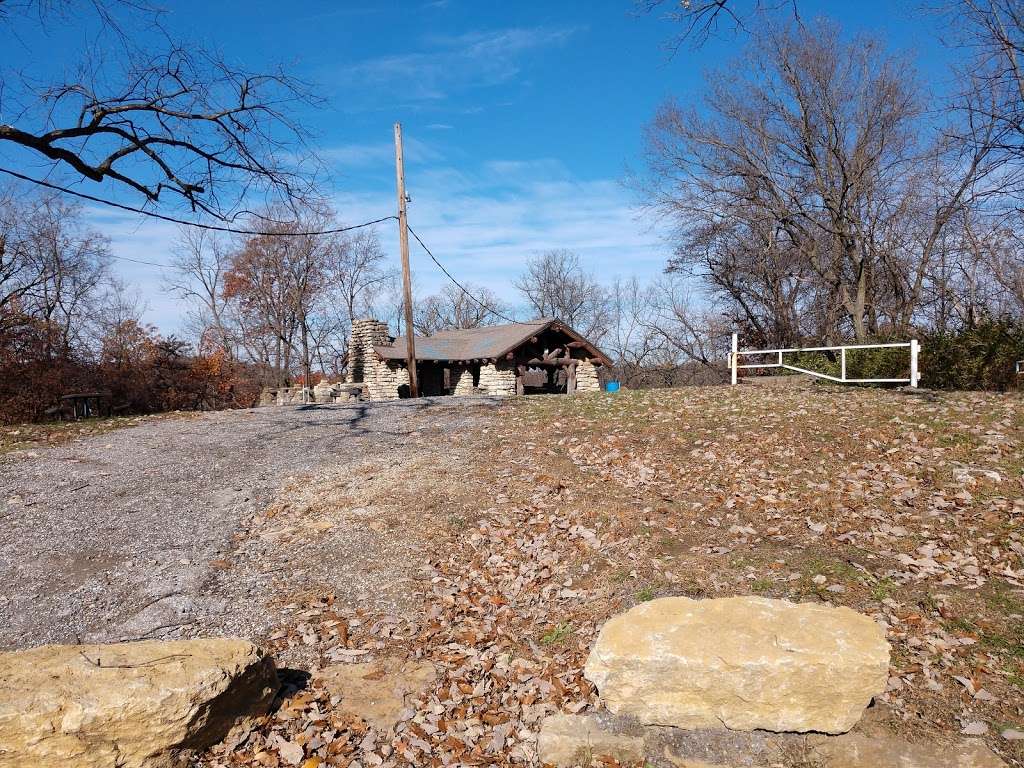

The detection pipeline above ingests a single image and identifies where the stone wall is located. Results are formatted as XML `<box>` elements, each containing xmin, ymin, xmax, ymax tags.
<box><xmin>576</xmin><ymin>360</ymin><xmax>601</xmax><ymax>392</ymax></box>
<box><xmin>259</xmin><ymin>384</ymin><xmax>360</xmax><ymax>406</ymax></box>
<box><xmin>479</xmin><ymin>362</ymin><xmax>516</xmax><ymax>396</ymax></box>
<box><xmin>366</xmin><ymin>360</ymin><xmax>410</xmax><ymax>401</ymax></box>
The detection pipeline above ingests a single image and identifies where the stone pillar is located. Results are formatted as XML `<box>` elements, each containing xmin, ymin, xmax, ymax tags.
<box><xmin>478</xmin><ymin>362</ymin><xmax>516</xmax><ymax>396</ymax></box>
<box><xmin>348</xmin><ymin>319</ymin><xmax>390</xmax><ymax>385</ymax></box>
<box><xmin>452</xmin><ymin>365</ymin><xmax>476</xmax><ymax>395</ymax></box>
<box><xmin>576</xmin><ymin>360</ymin><xmax>601</xmax><ymax>392</ymax></box>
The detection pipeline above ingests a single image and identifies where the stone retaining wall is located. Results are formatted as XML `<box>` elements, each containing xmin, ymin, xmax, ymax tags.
<box><xmin>259</xmin><ymin>384</ymin><xmax>360</xmax><ymax>406</ymax></box>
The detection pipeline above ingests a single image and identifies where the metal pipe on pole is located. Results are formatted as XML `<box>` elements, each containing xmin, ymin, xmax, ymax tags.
<box><xmin>730</xmin><ymin>332</ymin><xmax>738</xmax><ymax>386</ymax></box>
<box><xmin>394</xmin><ymin>122</ymin><xmax>419</xmax><ymax>398</ymax></box>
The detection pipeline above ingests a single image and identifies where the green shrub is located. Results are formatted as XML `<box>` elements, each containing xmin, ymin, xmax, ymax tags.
<box><xmin>783</xmin><ymin>345</ymin><xmax>909</xmax><ymax>382</ymax></box>
<box><xmin>921</xmin><ymin>318</ymin><xmax>1024</xmax><ymax>391</ymax></box>
<box><xmin>771</xmin><ymin>318</ymin><xmax>1024</xmax><ymax>391</ymax></box>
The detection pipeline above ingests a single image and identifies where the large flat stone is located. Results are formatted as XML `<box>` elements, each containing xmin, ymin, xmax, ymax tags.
<box><xmin>584</xmin><ymin>596</ymin><xmax>889</xmax><ymax>734</ymax></box>
<box><xmin>808</xmin><ymin>733</ymin><xmax>1008</xmax><ymax>768</ymax></box>
<box><xmin>314</xmin><ymin>657</ymin><xmax>436</xmax><ymax>732</ymax></box>
<box><xmin>535</xmin><ymin>712</ymin><xmax>1010</xmax><ymax>768</ymax></box>
<box><xmin>0</xmin><ymin>638</ymin><xmax>278</xmax><ymax>768</ymax></box>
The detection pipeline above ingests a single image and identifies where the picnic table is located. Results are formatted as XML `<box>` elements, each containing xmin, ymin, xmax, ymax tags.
<box><xmin>58</xmin><ymin>392</ymin><xmax>111</xmax><ymax>420</ymax></box>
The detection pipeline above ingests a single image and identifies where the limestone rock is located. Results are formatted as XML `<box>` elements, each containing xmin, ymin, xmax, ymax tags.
<box><xmin>809</xmin><ymin>733</ymin><xmax>1009</xmax><ymax>768</ymax></box>
<box><xmin>584</xmin><ymin>596</ymin><xmax>889</xmax><ymax>734</ymax></box>
<box><xmin>537</xmin><ymin>713</ymin><xmax>645</xmax><ymax>767</ymax></box>
<box><xmin>314</xmin><ymin>657</ymin><xmax>436</xmax><ymax>731</ymax></box>
<box><xmin>0</xmin><ymin>638</ymin><xmax>278</xmax><ymax>768</ymax></box>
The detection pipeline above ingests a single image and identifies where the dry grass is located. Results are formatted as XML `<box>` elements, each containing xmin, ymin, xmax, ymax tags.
<box><xmin>490</xmin><ymin>385</ymin><xmax>1024</xmax><ymax>764</ymax></box>
<box><xmin>0</xmin><ymin>412</ymin><xmax>197</xmax><ymax>455</ymax></box>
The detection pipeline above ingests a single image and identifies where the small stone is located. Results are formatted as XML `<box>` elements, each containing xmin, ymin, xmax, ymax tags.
<box><xmin>813</xmin><ymin>575</ymin><xmax>828</xmax><ymax>585</ymax></box>
<box><xmin>1001</xmin><ymin>729</ymin><xmax>1024</xmax><ymax>740</ymax></box>
<box><xmin>961</xmin><ymin>721</ymin><xmax>989</xmax><ymax>736</ymax></box>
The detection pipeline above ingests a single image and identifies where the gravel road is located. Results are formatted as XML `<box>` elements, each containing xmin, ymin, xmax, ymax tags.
<box><xmin>0</xmin><ymin>398</ymin><xmax>500</xmax><ymax>651</ymax></box>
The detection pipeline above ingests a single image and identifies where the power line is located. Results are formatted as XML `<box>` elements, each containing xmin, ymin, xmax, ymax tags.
<box><xmin>406</xmin><ymin>222</ymin><xmax>516</xmax><ymax>324</ymax></box>
<box><xmin>109</xmin><ymin>254</ymin><xmax>172</xmax><ymax>268</ymax></box>
<box><xmin>0</xmin><ymin>166</ymin><xmax>397</xmax><ymax>236</ymax></box>
<box><xmin>4</xmin><ymin>166</ymin><xmax>517</xmax><ymax>322</ymax></box>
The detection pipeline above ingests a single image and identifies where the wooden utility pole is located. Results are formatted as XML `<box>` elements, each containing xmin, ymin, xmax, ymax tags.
<box><xmin>394</xmin><ymin>121</ymin><xmax>418</xmax><ymax>397</ymax></box>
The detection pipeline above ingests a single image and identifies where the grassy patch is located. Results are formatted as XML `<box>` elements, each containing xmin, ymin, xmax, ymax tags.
<box><xmin>540</xmin><ymin>622</ymin><xmax>573</xmax><ymax>645</ymax></box>
<box><xmin>871</xmin><ymin>578</ymin><xmax>898</xmax><ymax>602</ymax></box>
<box><xmin>636</xmin><ymin>586</ymin><xmax>657</xmax><ymax>603</ymax></box>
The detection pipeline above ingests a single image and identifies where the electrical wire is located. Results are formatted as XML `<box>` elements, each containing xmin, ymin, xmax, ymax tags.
<box><xmin>4</xmin><ymin>166</ymin><xmax>517</xmax><ymax>322</ymax></box>
<box><xmin>0</xmin><ymin>166</ymin><xmax>397</xmax><ymax>236</ymax></box>
<box><xmin>108</xmin><ymin>254</ymin><xmax>173</xmax><ymax>268</ymax></box>
<box><xmin>406</xmin><ymin>222</ymin><xmax>516</xmax><ymax>324</ymax></box>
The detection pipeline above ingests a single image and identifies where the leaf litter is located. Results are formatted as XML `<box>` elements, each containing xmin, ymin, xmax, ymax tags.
<box><xmin>198</xmin><ymin>385</ymin><xmax>1024</xmax><ymax>768</ymax></box>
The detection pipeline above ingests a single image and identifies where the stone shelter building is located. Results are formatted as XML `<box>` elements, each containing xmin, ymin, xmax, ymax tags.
<box><xmin>348</xmin><ymin>317</ymin><xmax>611</xmax><ymax>401</ymax></box>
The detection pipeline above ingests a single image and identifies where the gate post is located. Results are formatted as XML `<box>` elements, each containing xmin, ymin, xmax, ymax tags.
<box><xmin>731</xmin><ymin>333</ymin><xmax>738</xmax><ymax>386</ymax></box>
<box><xmin>910</xmin><ymin>339</ymin><xmax>920</xmax><ymax>388</ymax></box>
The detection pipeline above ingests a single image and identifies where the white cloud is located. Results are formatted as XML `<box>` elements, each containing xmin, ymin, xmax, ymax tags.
<box><xmin>333</xmin><ymin>26</ymin><xmax>578</xmax><ymax>104</ymax></box>
<box><xmin>84</xmin><ymin>209</ymin><xmax>182</xmax><ymax>333</ymax></box>
<box><xmin>320</xmin><ymin>136</ymin><xmax>443</xmax><ymax>169</ymax></box>
<box><xmin>94</xmin><ymin>157</ymin><xmax>669</xmax><ymax>336</ymax></box>
<box><xmin>330</xmin><ymin>161</ymin><xmax>668</xmax><ymax>304</ymax></box>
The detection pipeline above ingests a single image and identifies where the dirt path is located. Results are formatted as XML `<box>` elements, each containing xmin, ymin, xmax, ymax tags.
<box><xmin>0</xmin><ymin>398</ymin><xmax>500</xmax><ymax>651</ymax></box>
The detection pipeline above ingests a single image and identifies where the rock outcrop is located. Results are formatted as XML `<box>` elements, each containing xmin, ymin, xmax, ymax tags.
<box><xmin>0</xmin><ymin>638</ymin><xmax>278</xmax><ymax>768</ymax></box>
<box><xmin>584</xmin><ymin>596</ymin><xmax>889</xmax><ymax>734</ymax></box>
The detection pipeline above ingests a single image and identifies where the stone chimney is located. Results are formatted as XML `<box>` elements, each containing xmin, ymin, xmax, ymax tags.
<box><xmin>348</xmin><ymin>318</ymin><xmax>390</xmax><ymax>383</ymax></box>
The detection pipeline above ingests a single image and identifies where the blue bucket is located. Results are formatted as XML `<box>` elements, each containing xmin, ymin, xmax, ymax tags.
<box><xmin>605</xmin><ymin>381</ymin><xmax>621</xmax><ymax>393</ymax></box>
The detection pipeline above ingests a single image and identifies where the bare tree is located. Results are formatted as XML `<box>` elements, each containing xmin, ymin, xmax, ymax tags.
<box><xmin>414</xmin><ymin>282</ymin><xmax>511</xmax><ymax>335</ymax></box>
<box><xmin>640</xmin><ymin>21</ymin><xmax>996</xmax><ymax>342</ymax></box>
<box><xmin>0</xmin><ymin>186</ymin><xmax>109</xmax><ymax>347</ymax></box>
<box><xmin>167</xmin><ymin>228</ymin><xmax>238</xmax><ymax>357</ymax></box>
<box><xmin>638</xmin><ymin>0</ymin><xmax>800</xmax><ymax>51</ymax></box>
<box><xmin>514</xmin><ymin>250</ymin><xmax>611</xmax><ymax>342</ymax></box>
<box><xmin>0</xmin><ymin>2</ymin><xmax>316</xmax><ymax>217</ymax></box>
<box><xmin>327</xmin><ymin>228</ymin><xmax>391</xmax><ymax>325</ymax></box>
<box><xmin>22</xmin><ymin>196</ymin><xmax>110</xmax><ymax>359</ymax></box>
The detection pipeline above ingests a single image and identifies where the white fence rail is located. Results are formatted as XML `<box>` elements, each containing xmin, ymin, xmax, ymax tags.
<box><xmin>730</xmin><ymin>334</ymin><xmax>920</xmax><ymax>388</ymax></box>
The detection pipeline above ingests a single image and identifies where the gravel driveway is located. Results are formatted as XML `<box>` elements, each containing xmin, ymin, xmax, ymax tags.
<box><xmin>0</xmin><ymin>398</ymin><xmax>500</xmax><ymax>652</ymax></box>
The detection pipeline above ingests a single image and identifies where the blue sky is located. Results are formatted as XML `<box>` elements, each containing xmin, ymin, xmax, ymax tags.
<box><xmin>2</xmin><ymin>0</ymin><xmax>958</xmax><ymax>334</ymax></box>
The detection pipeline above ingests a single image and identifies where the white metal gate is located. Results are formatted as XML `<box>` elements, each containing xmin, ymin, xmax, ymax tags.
<box><xmin>730</xmin><ymin>333</ymin><xmax>920</xmax><ymax>388</ymax></box>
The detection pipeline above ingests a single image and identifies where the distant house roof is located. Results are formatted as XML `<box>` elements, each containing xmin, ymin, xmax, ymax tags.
<box><xmin>374</xmin><ymin>318</ymin><xmax>610</xmax><ymax>365</ymax></box>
